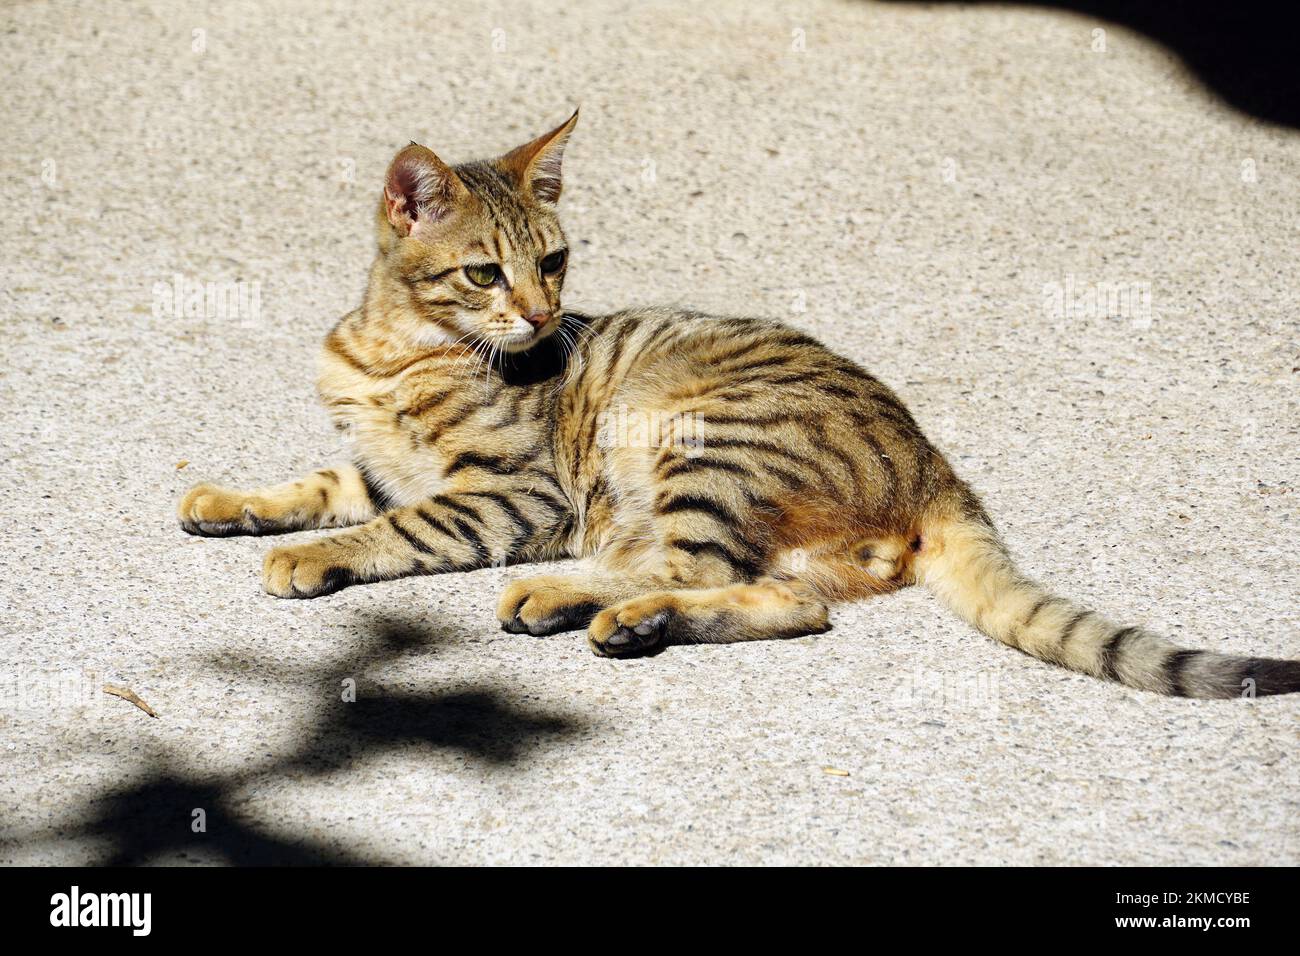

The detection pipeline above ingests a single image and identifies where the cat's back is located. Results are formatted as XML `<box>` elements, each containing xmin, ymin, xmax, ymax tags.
<box><xmin>571</xmin><ymin>306</ymin><xmax>902</xmax><ymax>412</ymax></box>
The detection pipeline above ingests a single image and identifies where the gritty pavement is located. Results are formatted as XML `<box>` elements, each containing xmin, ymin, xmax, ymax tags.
<box><xmin>1</xmin><ymin>0</ymin><xmax>1297</xmax><ymax>865</ymax></box>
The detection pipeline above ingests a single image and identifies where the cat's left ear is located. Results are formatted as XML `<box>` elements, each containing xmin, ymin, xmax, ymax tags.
<box><xmin>498</xmin><ymin>109</ymin><xmax>579</xmax><ymax>205</ymax></box>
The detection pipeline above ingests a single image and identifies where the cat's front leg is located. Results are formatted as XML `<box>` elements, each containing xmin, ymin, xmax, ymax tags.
<box><xmin>179</xmin><ymin>465</ymin><xmax>377</xmax><ymax>536</ymax></box>
<box><xmin>262</xmin><ymin>487</ymin><xmax>570</xmax><ymax>598</ymax></box>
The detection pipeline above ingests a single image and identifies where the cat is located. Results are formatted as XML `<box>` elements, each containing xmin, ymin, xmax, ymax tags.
<box><xmin>178</xmin><ymin>111</ymin><xmax>1300</xmax><ymax>698</ymax></box>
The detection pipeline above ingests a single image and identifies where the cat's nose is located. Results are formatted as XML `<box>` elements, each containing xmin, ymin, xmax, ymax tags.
<box><xmin>522</xmin><ymin>309</ymin><xmax>551</xmax><ymax>330</ymax></box>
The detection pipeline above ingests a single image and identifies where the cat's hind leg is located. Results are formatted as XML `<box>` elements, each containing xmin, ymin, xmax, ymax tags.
<box><xmin>497</xmin><ymin>523</ymin><xmax>757</xmax><ymax>637</ymax></box>
<box><xmin>588</xmin><ymin>580</ymin><xmax>830</xmax><ymax>657</ymax></box>
<box><xmin>581</xmin><ymin>533</ymin><xmax>917</xmax><ymax>656</ymax></box>
<box><xmin>179</xmin><ymin>465</ymin><xmax>377</xmax><ymax>536</ymax></box>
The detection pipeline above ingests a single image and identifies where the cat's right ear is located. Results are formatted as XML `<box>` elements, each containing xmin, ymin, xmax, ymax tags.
<box><xmin>383</xmin><ymin>143</ymin><xmax>467</xmax><ymax>240</ymax></box>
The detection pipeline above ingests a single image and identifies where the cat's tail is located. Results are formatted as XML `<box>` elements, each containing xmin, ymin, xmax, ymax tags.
<box><xmin>911</xmin><ymin>485</ymin><xmax>1300</xmax><ymax>698</ymax></box>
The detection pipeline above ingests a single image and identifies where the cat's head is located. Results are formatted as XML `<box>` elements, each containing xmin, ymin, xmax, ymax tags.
<box><xmin>374</xmin><ymin>111</ymin><xmax>578</xmax><ymax>354</ymax></box>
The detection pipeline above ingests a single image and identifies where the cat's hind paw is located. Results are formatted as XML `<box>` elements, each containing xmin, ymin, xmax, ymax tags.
<box><xmin>587</xmin><ymin>597</ymin><xmax>677</xmax><ymax>657</ymax></box>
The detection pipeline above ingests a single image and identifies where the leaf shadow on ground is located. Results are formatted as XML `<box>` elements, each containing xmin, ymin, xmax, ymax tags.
<box><xmin>16</xmin><ymin>612</ymin><xmax>585</xmax><ymax>866</ymax></box>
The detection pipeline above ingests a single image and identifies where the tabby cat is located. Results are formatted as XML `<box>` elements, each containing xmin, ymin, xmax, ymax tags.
<box><xmin>179</xmin><ymin>111</ymin><xmax>1300</xmax><ymax>698</ymax></box>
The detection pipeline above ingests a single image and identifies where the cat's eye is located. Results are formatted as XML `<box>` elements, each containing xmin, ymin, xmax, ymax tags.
<box><xmin>464</xmin><ymin>263</ymin><xmax>500</xmax><ymax>287</ymax></box>
<box><xmin>539</xmin><ymin>249</ymin><xmax>567</xmax><ymax>275</ymax></box>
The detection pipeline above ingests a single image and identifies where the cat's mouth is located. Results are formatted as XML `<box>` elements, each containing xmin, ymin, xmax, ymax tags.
<box><xmin>495</xmin><ymin>319</ymin><xmax>556</xmax><ymax>353</ymax></box>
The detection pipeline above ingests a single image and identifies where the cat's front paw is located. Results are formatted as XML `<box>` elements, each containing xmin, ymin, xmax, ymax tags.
<box><xmin>262</xmin><ymin>540</ymin><xmax>356</xmax><ymax>598</ymax></box>
<box><xmin>179</xmin><ymin>483</ymin><xmax>276</xmax><ymax>537</ymax></box>
<box><xmin>497</xmin><ymin>575</ymin><xmax>602</xmax><ymax>636</ymax></box>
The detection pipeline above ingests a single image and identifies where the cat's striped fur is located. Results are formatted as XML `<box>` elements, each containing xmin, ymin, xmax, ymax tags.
<box><xmin>179</xmin><ymin>113</ymin><xmax>1300</xmax><ymax>698</ymax></box>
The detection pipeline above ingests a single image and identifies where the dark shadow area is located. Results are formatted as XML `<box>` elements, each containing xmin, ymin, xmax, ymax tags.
<box><xmin>362</xmin><ymin>612</ymin><xmax>438</xmax><ymax>650</ymax></box>
<box><xmin>71</xmin><ymin>775</ymin><xmax>374</xmax><ymax>866</ymax></box>
<box><xmin>305</xmin><ymin>690</ymin><xmax>580</xmax><ymax>769</ymax></box>
<box><xmin>880</xmin><ymin>0</ymin><xmax>1300</xmax><ymax>129</ymax></box>
<box><xmin>236</xmin><ymin>611</ymin><xmax>587</xmax><ymax>773</ymax></box>
<box><xmin>16</xmin><ymin>612</ymin><xmax>585</xmax><ymax>866</ymax></box>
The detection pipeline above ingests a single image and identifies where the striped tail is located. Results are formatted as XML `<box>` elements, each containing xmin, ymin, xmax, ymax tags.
<box><xmin>913</xmin><ymin>491</ymin><xmax>1300</xmax><ymax>699</ymax></box>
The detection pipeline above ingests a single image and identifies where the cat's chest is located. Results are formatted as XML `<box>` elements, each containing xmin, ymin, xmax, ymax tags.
<box><xmin>318</xmin><ymin>365</ymin><xmax>455</xmax><ymax>506</ymax></box>
<box><xmin>318</xmin><ymin>353</ymin><xmax>557</xmax><ymax>508</ymax></box>
<box><xmin>338</xmin><ymin>397</ymin><xmax>450</xmax><ymax>504</ymax></box>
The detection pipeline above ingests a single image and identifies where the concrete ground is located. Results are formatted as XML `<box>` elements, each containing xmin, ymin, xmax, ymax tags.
<box><xmin>1</xmin><ymin>0</ymin><xmax>1297</xmax><ymax>866</ymax></box>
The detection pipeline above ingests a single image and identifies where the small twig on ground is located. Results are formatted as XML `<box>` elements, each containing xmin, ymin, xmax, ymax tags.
<box><xmin>103</xmin><ymin>684</ymin><xmax>159</xmax><ymax>718</ymax></box>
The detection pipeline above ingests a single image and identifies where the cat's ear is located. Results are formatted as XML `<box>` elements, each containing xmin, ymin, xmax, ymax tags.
<box><xmin>383</xmin><ymin>143</ymin><xmax>468</xmax><ymax>240</ymax></box>
<box><xmin>498</xmin><ymin>109</ymin><xmax>579</xmax><ymax>205</ymax></box>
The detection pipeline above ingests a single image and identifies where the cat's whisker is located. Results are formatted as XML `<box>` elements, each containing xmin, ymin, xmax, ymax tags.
<box><xmin>481</xmin><ymin>341</ymin><xmax>502</xmax><ymax>392</ymax></box>
<box><xmin>466</xmin><ymin>341</ymin><xmax>488</xmax><ymax>381</ymax></box>
<box><xmin>551</xmin><ymin>319</ymin><xmax>590</xmax><ymax>393</ymax></box>
<box><xmin>548</xmin><ymin>329</ymin><xmax>577</xmax><ymax>396</ymax></box>
<box><xmin>451</xmin><ymin>334</ymin><xmax>489</xmax><ymax>376</ymax></box>
<box><xmin>437</xmin><ymin>324</ymin><xmax>487</xmax><ymax>368</ymax></box>
<box><xmin>444</xmin><ymin>328</ymin><xmax>482</xmax><ymax>355</ymax></box>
